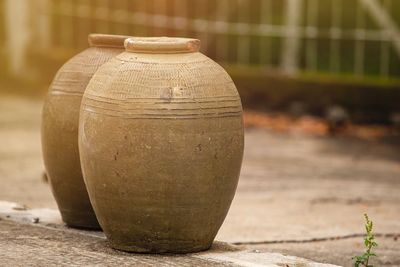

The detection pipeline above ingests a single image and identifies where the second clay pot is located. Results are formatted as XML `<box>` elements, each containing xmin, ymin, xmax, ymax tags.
<box><xmin>41</xmin><ymin>34</ymin><xmax>130</xmax><ymax>229</ymax></box>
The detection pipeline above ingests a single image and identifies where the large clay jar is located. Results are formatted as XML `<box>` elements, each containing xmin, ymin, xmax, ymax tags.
<box><xmin>79</xmin><ymin>37</ymin><xmax>244</xmax><ymax>252</ymax></box>
<box><xmin>41</xmin><ymin>34</ymin><xmax>130</xmax><ymax>229</ymax></box>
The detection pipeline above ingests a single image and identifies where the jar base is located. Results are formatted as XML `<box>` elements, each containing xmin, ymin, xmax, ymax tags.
<box><xmin>60</xmin><ymin>210</ymin><xmax>101</xmax><ymax>230</ymax></box>
<box><xmin>109</xmin><ymin>240</ymin><xmax>213</xmax><ymax>254</ymax></box>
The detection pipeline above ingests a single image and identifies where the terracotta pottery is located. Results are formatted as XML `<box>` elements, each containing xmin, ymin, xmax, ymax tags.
<box><xmin>41</xmin><ymin>34</ymin><xmax>130</xmax><ymax>229</ymax></box>
<box><xmin>79</xmin><ymin>37</ymin><xmax>244</xmax><ymax>252</ymax></box>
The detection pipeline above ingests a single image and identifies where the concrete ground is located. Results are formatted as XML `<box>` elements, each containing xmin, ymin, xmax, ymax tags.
<box><xmin>0</xmin><ymin>95</ymin><xmax>399</xmax><ymax>266</ymax></box>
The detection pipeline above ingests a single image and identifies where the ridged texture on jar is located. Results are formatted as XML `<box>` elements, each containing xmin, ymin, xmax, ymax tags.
<box><xmin>79</xmin><ymin>50</ymin><xmax>244</xmax><ymax>253</ymax></box>
<box><xmin>42</xmin><ymin>43</ymin><xmax>125</xmax><ymax>230</ymax></box>
<box><xmin>50</xmin><ymin>47</ymin><xmax>123</xmax><ymax>96</ymax></box>
<box><xmin>82</xmin><ymin>53</ymin><xmax>242</xmax><ymax>118</ymax></box>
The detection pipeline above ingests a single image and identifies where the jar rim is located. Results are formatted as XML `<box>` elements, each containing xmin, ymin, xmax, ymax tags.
<box><xmin>88</xmin><ymin>34</ymin><xmax>131</xmax><ymax>48</ymax></box>
<box><xmin>124</xmin><ymin>37</ymin><xmax>201</xmax><ymax>54</ymax></box>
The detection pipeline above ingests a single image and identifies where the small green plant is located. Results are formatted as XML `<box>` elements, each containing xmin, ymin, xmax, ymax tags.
<box><xmin>353</xmin><ymin>214</ymin><xmax>378</xmax><ymax>267</ymax></box>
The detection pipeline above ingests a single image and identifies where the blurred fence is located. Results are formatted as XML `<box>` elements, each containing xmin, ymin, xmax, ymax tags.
<box><xmin>1</xmin><ymin>0</ymin><xmax>400</xmax><ymax>80</ymax></box>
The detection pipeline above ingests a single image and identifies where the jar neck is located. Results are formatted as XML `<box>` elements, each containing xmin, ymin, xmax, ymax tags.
<box><xmin>124</xmin><ymin>37</ymin><xmax>201</xmax><ymax>54</ymax></box>
<box><xmin>88</xmin><ymin>34</ymin><xmax>131</xmax><ymax>49</ymax></box>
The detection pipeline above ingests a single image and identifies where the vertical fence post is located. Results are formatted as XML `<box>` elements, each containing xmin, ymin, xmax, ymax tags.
<box><xmin>354</xmin><ymin>2</ymin><xmax>365</xmax><ymax>76</ymax></box>
<box><xmin>96</xmin><ymin>0</ymin><xmax>110</xmax><ymax>34</ymax></box>
<box><xmin>5</xmin><ymin>0</ymin><xmax>30</xmax><ymax>76</ymax></box>
<box><xmin>174</xmin><ymin>0</ymin><xmax>188</xmax><ymax>37</ymax></box>
<box><xmin>199</xmin><ymin>0</ymin><xmax>209</xmax><ymax>54</ymax></box>
<box><xmin>59</xmin><ymin>0</ymin><xmax>74</xmax><ymax>48</ymax></box>
<box><xmin>259</xmin><ymin>0</ymin><xmax>272</xmax><ymax>67</ymax></box>
<box><xmin>380</xmin><ymin>0</ymin><xmax>392</xmax><ymax>77</ymax></box>
<box><xmin>237</xmin><ymin>0</ymin><xmax>250</xmax><ymax>65</ymax></box>
<box><xmin>281</xmin><ymin>0</ymin><xmax>303</xmax><ymax>75</ymax></box>
<box><xmin>330</xmin><ymin>0</ymin><xmax>341</xmax><ymax>73</ymax></box>
<box><xmin>35</xmin><ymin>0</ymin><xmax>51</xmax><ymax>50</ymax></box>
<box><xmin>305</xmin><ymin>0</ymin><xmax>318</xmax><ymax>72</ymax></box>
<box><xmin>215</xmin><ymin>0</ymin><xmax>229</xmax><ymax>63</ymax></box>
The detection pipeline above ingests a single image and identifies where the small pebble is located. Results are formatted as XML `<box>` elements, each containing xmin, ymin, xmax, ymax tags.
<box><xmin>32</xmin><ymin>217</ymin><xmax>39</xmax><ymax>224</ymax></box>
<box><xmin>12</xmin><ymin>204</ymin><xmax>27</xmax><ymax>211</ymax></box>
<box><xmin>253</xmin><ymin>249</ymin><xmax>260</xmax><ymax>253</ymax></box>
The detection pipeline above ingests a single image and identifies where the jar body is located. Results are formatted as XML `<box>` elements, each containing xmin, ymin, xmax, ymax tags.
<box><xmin>42</xmin><ymin>46</ymin><xmax>124</xmax><ymax>229</ymax></box>
<box><xmin>79</xmin><ymin>51</ymin><xmax>244</xmax><ymax>252</ymax></box>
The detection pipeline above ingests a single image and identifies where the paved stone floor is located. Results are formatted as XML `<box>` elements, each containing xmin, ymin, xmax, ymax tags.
<box><xmin>0</xmin><ymin>219</ymin><xmax>235</xmax><ymax>267</ymax></box>
<box><xmin>0</xmin><ymin>95</ymin><xmax>399</xmax><ymax>266</ymax></box>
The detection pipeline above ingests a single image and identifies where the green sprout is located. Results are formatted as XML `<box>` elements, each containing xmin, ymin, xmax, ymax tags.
<box><xmin>353</xmin><ymin>214</ymin><xmax>378</xmax><ymax>267</ymax></box>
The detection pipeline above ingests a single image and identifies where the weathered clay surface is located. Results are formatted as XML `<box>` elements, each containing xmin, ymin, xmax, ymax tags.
<box><xmin>79</xmin><ymin>37</ymin><xmax>244</xmax><ymax>253</ymax></box>
<box><xmin>41</xmin><ymin>34</ymin><xmax>129</xmax><ymax>229</ymax></box>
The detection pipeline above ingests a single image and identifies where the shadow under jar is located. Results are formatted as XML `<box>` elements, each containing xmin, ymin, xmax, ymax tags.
<box><xmin>79</xmin><ymin>37</ymin><xmax>244</xmax><ymax>252</ymax></box>
<box><xmin>41</xmin><ymin>34</ymin><xmax>130</xmax><ymax>229</ymax></box>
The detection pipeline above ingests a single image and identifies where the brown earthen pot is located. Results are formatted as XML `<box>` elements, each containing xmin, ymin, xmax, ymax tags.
<box><xmin>41</xmin><ymin>34</ymin><xmax>130</xmax><ymax>229</ymax></box>
<box><xmin>79</xmin><ymin>37</ymin><xmax>244</xmax><ymax>252</ymax></box>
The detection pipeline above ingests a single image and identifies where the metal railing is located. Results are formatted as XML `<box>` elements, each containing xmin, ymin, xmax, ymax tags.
<box><xmin>2</xmin><ymin>0</ymin><xmax>400</xmax><ymax>80</ymax></box>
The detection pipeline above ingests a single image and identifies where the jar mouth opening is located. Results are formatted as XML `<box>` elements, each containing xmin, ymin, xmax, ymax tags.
<box><xmin>124</xmin><ymin>37</ymin><xmax>201</xmax><ymax>54</ymax></box>
<box><xmin>88</xmin><ymin>34</ymin><xmax>131</xmax><ymax>48</ymax></box>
